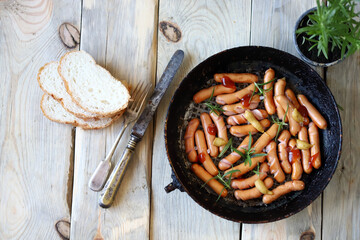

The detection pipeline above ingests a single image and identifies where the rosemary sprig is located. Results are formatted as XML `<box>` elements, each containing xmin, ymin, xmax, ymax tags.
<box><xmin>204</xmin><ymin>87</ymin><xmax>225</xmax><ymax>116</ymax></box>
<box><xmin>252</xmin><ymin>162</ymin><xmax>261</xmax><ymax>176</ymax></box>
<box><xmin>249</xmin><ymin>78</ymin><xmax>276</xmax><ymax>102</ymax></box>
<box><xmin>272</xmin><ymin>103</ymin><xmax>289</xmax><ymax>142</ymax></box>
<box><xmin>218</xmin><ymin>138</ymin><xmax>233</xmax><ymax>158</ymax></box>
<box><xmin>237</xmin><ymin>132</ymin><xmax>267</xmax><ymax>166</ymax></box>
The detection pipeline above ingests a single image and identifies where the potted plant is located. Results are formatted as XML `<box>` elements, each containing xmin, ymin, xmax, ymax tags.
<box><xmin>294</xmin><ymin>0</ymin><xmax>360</xmax><ymax>67</ymax></box>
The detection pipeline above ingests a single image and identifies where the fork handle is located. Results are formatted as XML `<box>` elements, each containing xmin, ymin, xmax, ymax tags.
<box><xmin>99</xmin><ymin>135</ymin><xmax>139</xmax><ymax>208</ymax></box>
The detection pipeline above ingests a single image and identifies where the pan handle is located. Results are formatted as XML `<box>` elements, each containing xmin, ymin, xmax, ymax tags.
<box><xmin>164</xmin><ymin>170</ymin><xmax>185</xmax><ymax>193</ymax></box>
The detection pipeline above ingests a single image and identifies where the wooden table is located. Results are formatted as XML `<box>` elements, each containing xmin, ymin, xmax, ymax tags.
<box><xmin>1</xmin><ymin>0</ymin><xmax>359</xmax><ymax>239</ymax></box>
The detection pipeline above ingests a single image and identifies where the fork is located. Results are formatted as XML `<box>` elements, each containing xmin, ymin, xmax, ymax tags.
<box><xmin>88</xmin><ymin>81</ymin><xmax>151</xmax><ymax>192</ymax></box>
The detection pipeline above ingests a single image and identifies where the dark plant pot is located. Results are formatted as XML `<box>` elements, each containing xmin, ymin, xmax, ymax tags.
<box><xmin>294</xmin><ymin>7</ymin><xmax>344</xmax><ymax>67</ymax></box>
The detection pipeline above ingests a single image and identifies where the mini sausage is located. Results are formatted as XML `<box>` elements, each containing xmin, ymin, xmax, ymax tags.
<box><xmin>214</xmin><ymin>73</ymin><xmax>258</xmax><ymax>83</ymax></box>
<box><xmin>193</xmin><ymin>84</ymin><xmax>237</xmax><ymax>103</ymax></box>
<box><xmin>297</xmin><ymin>94</ymin><xmax>327</xmax><ymax>129</ymax></box>
<box><xmin>210</xmin><ymin>112</ymin><xmax>228</xmax><ymax>152</ymax></box>
<box><xmin>229</xmin><ymin>119</ymin><xmax>271</xmax><ymax>137</ymax></box>
<box><xmin>235</xmin><ymin>177</ymin><xmax>274</xmax><ymax>201</ymax></box>
<box><xmin>277</xmin><ymin>130</ymin><xmax>292</xmax><ymax>174</ymax></box>
<box><xmin>222</xmin><ymin>95</ymin><xmax>260</xmax><ymax>116</ymax></box>
<box><xmin>216</xmin><ymin>83</ymin><xmax>256</xmax><ymax>105</ymax></box>
<box><xmin>263</xmin><ymin>68</ymin><xmax>276</xmax><ymax>115</ymax></box>
<box><xmin>253</xmin><ymin>123</ymin><xmax>279</xmax><ymax>154</ymax></box>
<box><xmin>266</xmin><ymin>141</ymin><xmax>286</xmax><ymax>183</ymax></box>
<box><xmin>227</xmin><ymin>109</ymin><xmax>268</xmax><ymax>125</ymax></box>
<box><xmin>195</xmin><ymin>130</ymin><xmax>219</xmax><ymax>176</ymax></box>
<box><xmin>231</xmin><ymin>162</ymin><xmax>269</xmax><ymax>189</ymax></box>
<box><xmin>285</xmin><ymin>89</ymin><xmax>300</xmax><ymax>109</ymax></box>
<box><xmin>218</xmin><ymin>136</ymin><xmax>249</xmax><ymax>171</ymax></box>
<box><xmin>289</xmin><ymin>139</ymin><xmax>303</xmax><ymax>180</ymax></box>
<box><xmin>299</xmin><ymin>126</ymin><xmax>312</xmax><ymax>174</ymax></box>
<box><xmin>308</xmin><ymin>122</ymin><xmax>321</xmax><ymax>169</ymax></box>
<box><xmin>200</xmin><ymin>113</ymin><xmax>218</xmax><ymax>157</ymax></box>
<box><xmin>184</xmin><ymin>118</ymin><xmax>200</xmax><ymax>162</ymax></box>
<box><xmin>274</xmin><ymin>78</ymin><xmax>288</xmax><ymax>121</ymax></box>
<box><xmin>262</xmin><ymin>180</ymin><xmax>305</xmax><ymax>204</ymax></box>
<box><xmin>224</xmin><ymin>155</ymin><xmax>267</xmax><ymax>179</ymax></box>
<box><xmin>275</xmin><ymin>95</ymin><xmax>301</xmax><ymax>136</ymax></box>
<box><xmin>191</xmin><ymin>164</ymin><xmax>227</xmax><ymax>197</ymax></box>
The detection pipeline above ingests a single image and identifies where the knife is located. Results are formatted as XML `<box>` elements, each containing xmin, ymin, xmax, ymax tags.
<box><xmin>99</xmin><ymin>50</ymin><xmax>184</xmax><ymax>208</ymax></box>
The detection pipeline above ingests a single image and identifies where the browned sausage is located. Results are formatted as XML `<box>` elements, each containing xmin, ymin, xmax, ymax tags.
<box><xmin>277</xmin><ymin>130</ymin><xmax>292</xmax><ymax>174</ymax></box>
<box><xmin>275</xmin><ymin>95</ymin><xmax>301</xmax><ymax>136</ymax></box>
<box><xmin>227</xmin><ymin>109</ymin><xmax>268</xmax><ymax>125</ymax></box>
<box><xmin>224</xmin><ymin>155</ymin><xmax>267</xmax><ymax>179</ymax></box>
<box><xmin>193</xmin><ymin>85</ymin><xmax>236</xmax><ymax>103</ymax></box>
<box><xmin>299</xmin><ymin>126</ymin><xmax>312</xmax><ymax>174</ymax></box>
<box><xmin>263</xmin><ymin>180</ymin><xmax>305</xmax><ymax>204</ymax></box>
<box><xmin>222</xmin><ymin>95</ymin><xmax>260</xmax><ymax>115</ymax></box>
<box><xmin>209</xmin><ymin>112</ymin><xmax>228</xmax><ymax>152</ymax></box>
<box><xmin>285</xmin><ymin>89</ymin><xmax>300</xmax><ymax>109</ymax></box>
<box><xmin>266</xmin><ymin>141</ymin><xmax>286</xmax><ymax>183</ymax></box>
<box><xmin>218</xmin><ymin>136</ymin><xmax>249</xmax><ymax>171</ymax></box>
<box><xmin>263</xmin><ymin>68</ymin><xmax>276</xmax><ymax>115</ymax></box>
<box><xmin>231</xmin><ymin>162</ymin><xmax>269</xmax><ymax>189</ymax></box>
<box><xmin>191</xmin><ymin>164</ymin><xmax>227</xmax><ymax>197</ymax></box>
<box><xmin>194</xmin><ymin>130</ymin><xmax>219</xmax><ymax>176</ymax></box>
<box><xmin>216</xmin><ymin>83</ymin><xmax>256</xmax><ymax>105</ymax></box>
<box><xmin>297</xmin><ymin>94</ymin><xmax>327</xmax><ymax>129</ymax></box>
<box><xmin>235</xmin><ymin>177</ymin><xmax>274</xmax><ymax>201</ymax></box>
<box><xmin>308</xmin><ymin>122</ymin><xmax>321</xmax><ymax>169</ymax></box>
<box><xmin>253</xmin><ymin>123</ymin><xmax>279</xmax><ymax>154</ymax></box>
<box><xmin>200</xmin><ymin>113</ymin><xmax>218</xmax><ymax>157</ymax></box>
<box><xmin>214</xmin><ymin>73</ymin><xmax>258</xmax><ymax>83</ymax></box>
<box><xmin>274</xmin><ymin>78</ymin><xmax>288</xmax><ymax>121</ymax></box>
<box><xmin>289</xmin><ymin>139</ymin><xmax>303</xmax><ymax>180</ymax></box>
<box><xmin>184</xmin><ymin>118</ymin><xmax>200</xmax><ymax>162</ymax></box>
<box><xmin>229</xmin><ymin>119</ymin><xmax>271</xmax><ymax>137</ymax></box>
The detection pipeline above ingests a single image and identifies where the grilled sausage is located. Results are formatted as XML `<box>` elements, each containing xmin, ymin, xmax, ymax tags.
<box><xmin>193</xmin><ymin>85</ymin><xmax>236</xmax><ymax>103</ymax></box>
<box><xmin>253</xmin><ymin>123</ymin><xmax>279</xmax><ymax>154</ymax></box>
<box><xmin>229</xmin><ymin>119</ymin><xmax>271</xmax><ymax>137</ymax></box>
<box><xmin>227</xmin><ymin>109</ymin><xmax>268</xmax><ymax>125</ymax></box>
<box><xmin>231</xmin><ymin>162</ymin><xmax>269</xmax><ymax>189</ymax></box>
<box><xmin>224</xmin><ymin>155</ymin><xmax>267</xmax><ymax>179</ymax></box>
<box><xmin>200</xmin><ymin>113</ymin><xmax>218</xmax><ymax>157</ymax></box>
<box><xmin>191</xmin><ymin>164</ymin><xmax>227</xmax><ymax>197</ymax></box>
<box><xmin>285</xmin><ymin>89</ymin><xmax>300</xmax><ymax>109</ymax></box>
<box><xmin>216</xmin><ymin>83</ymin><xmax>256</xmax><ymax>105</ymax></box>
<box><xmin>209</xmin><ymin>112</ymin><xmax>228</xmax><ymax>152</ymax></box>
<box><xmin>299</xmin><ymin>126</ymin><xmax>312</xmax><ymax>174</ymax></box>
<box><xmin>195</xmin><ymin>130</ymin><xmax>219</xmax><ymax>176</ymax></box>
<box><xmin>275</xmin><ymin>95</ymin><xmax>301</xmax><ymax>136</ymax></box>
<box><xmin>297</xmin><ymin>94</ymin><xmax>327</xmax><ymax>129</ymax></box>
<box><xmin>218</xmin><ymin>136</ymin><xmax>249</xmax><ymax>171</ymax></box>
<box><xmin>277</xmin><ymin>130</ymin><xmax>292</xmax><ymax>174</ymax></box>
<box><xmin>308</xmin><ymin>122</ymin><xmax>321</xmax><ymax>169</ymax></box>
<box><xmin>263</xmin><ymin>180</ymin><xmax>305</xmax><ymax>204</ymax></box>
<box><xmin>274</xmin><ymin>78</ymin><xmax>288</xmax><ymax>121</ymax></box>
<box><xmin>214</xmin><ymin>73</ymin><xmax>258</xmax><ymax>83</ymax></box>
<box><xmin>235</xmin><ymin>177</ymin><xmax>274</xmax><ymax>201</ymax></box>
<box><xmin>266</xmin><ymin>141</ymin><xmax>286</xmax><ymax>183</ymax></box>
<box><xmin>222</xmin><ymin>95</ymin><xmax>260</xmax><ymax>116</ymax></box>
<box><xmin>289</xmin><ymin>139</ymin><xmax>303</xmax><ymax>180</ymax></box>
<box><xmin>184</xmin><ymin>118</ymin><xmax>200</xmax><ymax>162</ymax></box>
<box><xmin>263</xmin><ymin>68</ymin><xmax>276</xmax><ymax>115</ymax></box>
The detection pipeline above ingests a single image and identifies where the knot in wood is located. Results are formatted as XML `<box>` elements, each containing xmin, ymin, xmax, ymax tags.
<box><xmin>55</xmin><ymin>219</ymin><xmax>70</xmax><ymax>240</ymax></box>
<box><xmin>159</xmin><ymin>21</ymin><xmax>182</xmax><ymax>43</ymax></box>
<box><xmin>59</xmin><ymin>23</ymin><xmax>80</xmax><ymax>48</ymax></box>
<box><xmin>300</xmin><ymin>229</ymin><xmax>315</xmax><ymax>240</ymax></box>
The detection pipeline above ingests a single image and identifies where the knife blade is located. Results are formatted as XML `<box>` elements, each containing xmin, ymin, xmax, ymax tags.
<box><xmin>99</xmin><ymin>50</ymin><xmax>184</xmax><ymax>208</ymax></box>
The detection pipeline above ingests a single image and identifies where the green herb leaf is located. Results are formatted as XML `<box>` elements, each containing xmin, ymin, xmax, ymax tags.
<box><xmin>218</xmin><ymin>138</ymin><xmax>232</xmax><ymax>158</ymax></box>
<box><xmin>252</xmin><ymin>162</ymin><xmax>261</xmax><ymax>176</ymax></box>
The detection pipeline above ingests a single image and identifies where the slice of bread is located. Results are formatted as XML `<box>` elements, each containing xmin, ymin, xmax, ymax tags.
<box><xmin>40</xmin><ymin>94</ymin><xmax>122</xmax><ymax>129</ymax></box>
<box><xmin>58</xmin><ymin>51</ymin><xmax>131</xmax><ymax>116</ymax></box>
<box><xmin>37</xmin><ymin>61</ymin><xmax>99</xmax><ymax>119</ymax></box>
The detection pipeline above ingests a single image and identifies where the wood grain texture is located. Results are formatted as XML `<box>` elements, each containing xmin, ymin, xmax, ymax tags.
<box><xmin>69</xmin><ymin>0</ymin><xmax>158</xmax><ymax>239</ymax></box>
<box><xmin>0</xmin><ymin>0</ymin><xmax>80</xmax><ymax>239</ymax></box>
<box><xmin>242</xmin><ymin>1</ymin><xmax>322</xmax><ymax>239</ymax></box>
<box><xmin>323</xmin><ymin>52</ymin><xmax>360</xmax><ymax>240</ymax></box>
<box><xmin>151</xmin><ymin>1</ymin><xmax>251</xmax><ymax>239</ymax></box>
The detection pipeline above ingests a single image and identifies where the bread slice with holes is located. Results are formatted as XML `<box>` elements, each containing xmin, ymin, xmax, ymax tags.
<box><xmin>40</xmin><ymin>94</ymin><xmax>123</xmax><ymax>129</ymax></box>
<box><xmin>37</xmin><ymin>61</ymin><xmax>100</xmax><ymax>119</ymax></box>
<box><xmin>58</xmin><ymin>51</ymin><xmax>131</xmax><ymax>116</ymax></box>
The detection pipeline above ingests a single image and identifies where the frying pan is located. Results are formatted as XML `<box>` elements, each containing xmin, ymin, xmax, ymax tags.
<box><xmin>164</xmin><ymin>46</ymin><xmax>342</xmax><ymax>223</ymax></box>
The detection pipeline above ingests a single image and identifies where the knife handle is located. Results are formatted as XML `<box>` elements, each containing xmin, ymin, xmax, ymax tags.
<box><xmin>99</xmin><ymin>135</ymin><xmax>138</xmax><ymax>208</ymax></box>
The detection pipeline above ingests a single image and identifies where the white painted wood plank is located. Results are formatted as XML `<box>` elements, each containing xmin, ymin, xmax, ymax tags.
<box><xmin>69</xmin><ymin>0</ymin><xmax>158</xmax><ymax>239</ymax></box>
<box><xmin>242</xmin><ymin>1</ymin><xmax>322</xmax><ymax>239</ymax></box>
<box><xmin>323</xmin><ymin>52</ymin><xmax>360</xmax><ymax>240</ymax></box>
<box><xmin>0</xmin><ymin>0</ymin><xmax>80</xmax><ymax>239</ymax></box>
<box><xmin>151</xmin><ymin>1</ymin><xmax>251</xmax><ymax>239</ymax></box>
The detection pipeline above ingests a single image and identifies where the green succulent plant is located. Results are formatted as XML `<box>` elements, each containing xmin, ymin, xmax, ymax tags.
<box><xmin>296</xmin><ymin>0</ymin><xmax>360</xmax><ymax>59</ymax></box>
